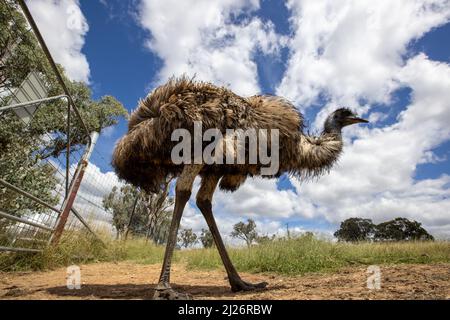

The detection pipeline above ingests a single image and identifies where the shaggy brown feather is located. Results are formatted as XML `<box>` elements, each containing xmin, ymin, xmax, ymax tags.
<box><xmin>112</xmin><ymin>76</ymin><xmax>343</xmax><ymax>193</ymax></box>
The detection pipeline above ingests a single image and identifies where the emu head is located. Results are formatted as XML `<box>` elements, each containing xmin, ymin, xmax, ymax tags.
<box><xmin>324</xmin><ymin>108</ymin><xmax>368</xmax><ymax>134</ymax></box>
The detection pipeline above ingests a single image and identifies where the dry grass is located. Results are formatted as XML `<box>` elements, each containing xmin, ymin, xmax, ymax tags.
<box><xmin>1</xmin><ymin>232</ymin><xmax>449</xmax><ymax>275</ymax></box>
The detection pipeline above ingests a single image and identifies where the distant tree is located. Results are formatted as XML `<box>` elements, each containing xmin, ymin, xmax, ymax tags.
<box><xmin>230</xmin><ymin>219</ymin><xmax>258</xmax><ymax>247</ymax></box>
<box><xmin>255</xmin><ymin>234</ymin><xmax>275</xmax><ymax>245</ymax></box>
<box><xmin>178</xmin><ymin>228</ymin><xmax>198</xmax><ymax>248</ymax></box>
<box><xmin>300</xmin><ymin>231</ymin><xmax>315</xmax><ymax>241</ymax></box>
<box><xmin>148</xmin><ymin>210</ymin><xmax>172</xmax><ymax>245</ymax></box>
<box><xmin>303</xmin><ymin>231</ymin><xmax>315</xmax><ymax>238</ymax></box>
<box><xmin>374</xmin><ymin>217</ymin><xmax>434</xmax><ymax>241</ymax></box>
<box><xmin>199</xmin><ymin>228</ymin><xmax>214</xmax><ymax>248</ymax></box>
<box><xmin>334</xmin><ymin>217</ymin><xmax>434</xmax><ymax>242</ymax></box>
<box><xmin>141</xmin><ymin>178</ymin><xmax>174</xmax><ymax>244</ymax></box>
<box><xmin>334</xmin><ymin>218</ymin><xmax>376</xmax><ymax>242</ymax></box>
<box><xmin>103</xmin><ymin>185</ymin><xmax>144</xmax><ymax>239</ymax></box>
<box><xmin>102</xmin><ymin>180</ymin><xmax>173</xmax><ymax>242</ymax></box>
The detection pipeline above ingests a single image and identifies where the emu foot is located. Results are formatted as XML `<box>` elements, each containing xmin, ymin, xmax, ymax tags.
<box><xmin>153</xmin><ymin>288</ymin><xmax>193</xmax><ymax>300</ymax></box>
<box><xmin>230</xmin><ymin>279</ymin><xmax>268</xmax><ymax>292</ymax></box>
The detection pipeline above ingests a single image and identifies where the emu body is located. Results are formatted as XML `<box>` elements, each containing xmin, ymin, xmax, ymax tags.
<box><xmin>112</xmin><ymin>77</ymin><xmax>368</xmax><ymax>299</ymax></box>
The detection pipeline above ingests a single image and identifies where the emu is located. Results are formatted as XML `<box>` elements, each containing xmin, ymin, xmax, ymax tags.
<box><xmin>112</xmin><ymin>77</ymin><xmax>368</xmax><ymax>299</ymax></box>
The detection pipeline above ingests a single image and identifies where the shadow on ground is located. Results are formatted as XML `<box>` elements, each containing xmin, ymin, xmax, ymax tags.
<box><xmin>44</xmin><ymin>283</ymin><xmax>284</xmax><ymax>300</ymax></box>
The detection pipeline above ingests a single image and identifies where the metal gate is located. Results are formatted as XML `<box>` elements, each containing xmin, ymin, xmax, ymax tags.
<box><xmin>0</xmin><ymin>0</ymin><xmax>103</xmax><ymax>253</ymax></box>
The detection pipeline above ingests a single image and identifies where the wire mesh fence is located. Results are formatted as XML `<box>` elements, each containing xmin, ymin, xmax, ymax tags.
<box><xmin>70</xmin><ymin>153</ymin><xmax>117</xmax><ymax>235</ymax></box>
<box><xmin>0</xmin><ymin>0</ymin><xmax>110</xmax><ymax>252</ymax></box>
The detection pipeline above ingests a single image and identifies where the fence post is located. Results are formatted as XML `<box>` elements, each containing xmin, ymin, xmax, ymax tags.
<box><xmin>50</xmin><ymin>131</ymin><xmax>99</xmax><ymax>245</ymax></box>
<box><xmin>124</xmin><ymin>193</ymin><xmax>140</xmax><ymax>240</ymax></box>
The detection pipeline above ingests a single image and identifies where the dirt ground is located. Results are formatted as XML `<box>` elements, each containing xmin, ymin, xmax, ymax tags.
<box><xmin>0</xmin><ymin>262</ymin><xmax>449</xmax><ymax>300</ymax></box>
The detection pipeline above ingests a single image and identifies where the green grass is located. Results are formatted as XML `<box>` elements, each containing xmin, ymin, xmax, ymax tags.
<box><xmin>114</xmin><ymin>237</ymin><xmax>169</xmax><ymax>264</ymax></box>
<box><xmin>183</xmin><ymin>235</ymin><xmax>450</xmax><ymax>275</ymax></box>
<box><xmin>1</xmin><ymin>232</ymin><xmax>449</xmax><ymax>275</ymax></box>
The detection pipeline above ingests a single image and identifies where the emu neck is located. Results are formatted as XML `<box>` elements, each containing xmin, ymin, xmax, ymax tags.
<box><xmin>296</xmin><ymin>132</ymin><xmax>343</xmax><ymax>176</ymax></box>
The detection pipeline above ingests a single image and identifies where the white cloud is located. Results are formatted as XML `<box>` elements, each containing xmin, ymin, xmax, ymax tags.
<box><xmin>100</xmin><ymin>125</ymin><xmax>116</xmax><ymax>138</ymax></box>
<box><xmin>179</xmin><ymin>1</ymin><xmax>450</xmax><ymax>240</ymax></box>
<box><xmin>178</xmin><ymin>177</ymin><xmax>327</xmax><ymax>246</ymax></box>
<box><xmin>72</xmin><ymin>163</ymin><xmax>123</xmax><ymax>232</ymax></box>
<box><xmin>277</xmin><ymin>0</ymin><xmax>450</xmax><ymax>109</ymax></box>
<box><xmin>308</xmin><ymin>55</ymin><xmax>450</xmax><ymax>231</ymax></box>
<box><xmin>27</xmin><ymin>0</ymin><xmax>90</xmax><ymax>82</ymax></box>
<box><xmin>273</xmin><ymin>0</ymin><xmax>450</xmax><ymax>239</ymax></box>
<box><xmin>214</xmin><ymin>178</ymin><xmax>298</xmax><ymax>219</ymax></box>
<box><xmin>138</xmin><ymin>0</ymin><xmax>286</xmax><ymax>95</ymax></box>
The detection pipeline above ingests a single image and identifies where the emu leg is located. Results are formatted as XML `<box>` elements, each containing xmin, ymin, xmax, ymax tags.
<box><xmin>196</xmin><ymin>175</ymin><xmax>268</xmax><ymax>292</ymax></box>
<box><xmin>153</xmin><ymin>165</ymin><xmax>202</xmax><ymax>300</ymax></box>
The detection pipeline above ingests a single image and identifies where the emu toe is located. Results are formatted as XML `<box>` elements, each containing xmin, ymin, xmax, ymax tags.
<box><xmin>153</xmin><ymin>288</ymin><xmax>193</xmax><ymax>300</ymax></box>
<box><xmin>231</xmin><ymin>280</ymin><xmax>268</xmax><ymax>292</ymax></box>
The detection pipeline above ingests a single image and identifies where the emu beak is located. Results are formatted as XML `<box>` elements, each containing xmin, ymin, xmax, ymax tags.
<box><xmin>348</xmin><ymin>116</ymin><xmax>369</xmax><ymax>124</ymax></box>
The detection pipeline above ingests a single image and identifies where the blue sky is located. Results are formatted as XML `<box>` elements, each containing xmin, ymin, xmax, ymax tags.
<box><xmin>83</xmin><ymin>0</ymin><xmax>450</xmax><ymax>179</ymax></box>
<box><xmin>29</xmin><ymin>0</ymin><xmax>450</xmax><ymax>240</ymax></box>
<box><xmin>412</xmin><ymin>26</ymin><xmax>450</xmax><ymax>180</ymax></box>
